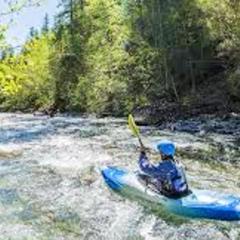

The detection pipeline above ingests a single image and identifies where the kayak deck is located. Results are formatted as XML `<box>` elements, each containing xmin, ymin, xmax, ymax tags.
<box><xmin>101</xmin><ymin>166</ymin><xmax>240</xmax><ymax>221</ymax></box>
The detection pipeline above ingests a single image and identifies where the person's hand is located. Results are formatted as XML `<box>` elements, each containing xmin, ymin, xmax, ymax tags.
<box><xmin>140</xmin><ymin>145</ymin><xmax>146</xmax><ymax>154</ymax></box>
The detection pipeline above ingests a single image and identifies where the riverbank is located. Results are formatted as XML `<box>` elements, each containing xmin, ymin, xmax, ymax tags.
<box><xmin>4</xmin><ymin>107</ymin><xmax>240</xmax><ymax>136</ymax></box>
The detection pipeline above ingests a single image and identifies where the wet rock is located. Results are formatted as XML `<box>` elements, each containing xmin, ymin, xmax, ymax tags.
<box><xmin>33</xmin><ymin>111</ymin><xmax>48</xmax><ymax>117</ymax></box>
<box><xmin>0</xmin><ymin>146</ymin><xmax>23</xmax><ymax>159</ymax></box>
<box><xmin>79</xmin><ymin>166</ymin><xmax>98</xmax><ymax>185</ymax></box>
<box><xmin>157</xmin><ymin>116</ymin><xmax>240</xmax><ymax>137</ymax></box>
<box><xmin>171</xmin><ymin>121</ymin><xmax>202</xmax><ymax>133</ymax></box>
<box><xmin>177</xmin><ymin>139</ymin><xmax>240</xmax><ymax>165</ymax></box>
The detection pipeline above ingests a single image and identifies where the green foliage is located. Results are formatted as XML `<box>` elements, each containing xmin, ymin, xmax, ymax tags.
<box><xmin>195</xmin><ymin>0</ymin><xmax>240</xmax><ymax>99</ymax></box>
<box><xmin>66</xmin><ymin>0</ymin><xmax>165</xmax><ymax>115</ymax></box>
<box><xmin>0</xmin><ymin>25</ymin><xmax>9</xmax><ymax>52</ymax></box>
<box><xmin>0</xmin><ymin>34</ymin><xmax>55</xmax><ymax>111</ymax></box>
<box><xmin>1</xmin><ymin>0</ymin><xmax>240</xmax><ymax>114</ymax></box>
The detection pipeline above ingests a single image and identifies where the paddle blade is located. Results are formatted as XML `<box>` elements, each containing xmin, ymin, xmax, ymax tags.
<box><xmin>128</xmin><ymin>114</ymin><xmax>140</xmax><ymax>137</ymax></box>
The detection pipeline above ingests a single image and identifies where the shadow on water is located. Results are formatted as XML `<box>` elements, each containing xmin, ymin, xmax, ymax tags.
<box><xmin>0</xmin><ymin>126</ymin><xmax>52</xmax><ymax>143</ymax></box>
<box><xmin>0</xmin><ymin>115</ymin><xmax>112</xmax><ymax>144</ymax></box>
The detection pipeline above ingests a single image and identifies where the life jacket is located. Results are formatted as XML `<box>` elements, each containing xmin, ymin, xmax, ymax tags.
<box><xmin>162</xmin><ymin>164</ymin><xmax>188</xmax><ymax>197</ymax></box>
<box><xmin>138</xmin><ymin>153</ymin><xmax>189</xmax><ymax>197</ymax></box>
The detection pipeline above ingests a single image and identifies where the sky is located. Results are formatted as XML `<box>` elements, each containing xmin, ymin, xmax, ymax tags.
<box><xmin>0</xmin><ymin>0</ymin><xmax>59</xmax><ymax>47</ymax></box>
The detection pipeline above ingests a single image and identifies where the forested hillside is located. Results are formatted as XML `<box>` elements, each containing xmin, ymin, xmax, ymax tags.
<box><xmin>1</xmin><ymin>0</ymin><xmax>240</xmax><ymax>118</ymax></box>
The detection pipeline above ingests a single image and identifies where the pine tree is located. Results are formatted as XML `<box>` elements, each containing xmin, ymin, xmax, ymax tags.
<box><xmin>42</xmin><ymin>13</ymin><xmax>50</xmax><ymax>33</ymax></box>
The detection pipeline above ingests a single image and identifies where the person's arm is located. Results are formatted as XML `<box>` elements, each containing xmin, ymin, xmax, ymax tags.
<box><xmin>138</xmin><ymin>151</ymin><xmax>158</xmax><ymax>176</ymax></box>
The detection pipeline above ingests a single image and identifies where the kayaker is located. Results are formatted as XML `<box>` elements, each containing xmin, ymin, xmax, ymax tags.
<box><xmin>138</xmin><ymin>140</ymin><xmax>189</xmax><ymax>198</ymax></box>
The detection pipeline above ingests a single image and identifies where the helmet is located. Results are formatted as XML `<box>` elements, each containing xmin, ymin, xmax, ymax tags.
<box><xmin>155</xmin><ymin>140</ymin><xmax>175</xmax><ymax>156</ymax></box>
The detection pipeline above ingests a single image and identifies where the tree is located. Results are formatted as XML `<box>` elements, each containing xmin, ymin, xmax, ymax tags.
<box><xmin>29</xmin><ymin>27</ymin><xmax>38</xmax><ymax>38</ymax></box>
<box><xmin>0</xmin><ymin>0</ymin><xmax>43</xmax><ymax>17</ymax></box>
<box><xmin>0</xmin><ymin>34</ymin><xmax>55</xmax><ymax>110</ymax></box>
<box><xmin>42</xmin><ymin>13</ymin><xmax>50</xmax><ymax>33</ymax></box>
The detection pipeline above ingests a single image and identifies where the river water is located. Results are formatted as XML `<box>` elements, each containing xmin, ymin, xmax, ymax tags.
<box><xmin>0</xmin><ymin>113</ymin><xmax>239</xmax><ymax>240</ymax></box>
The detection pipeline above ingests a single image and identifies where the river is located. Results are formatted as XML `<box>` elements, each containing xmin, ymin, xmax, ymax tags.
<box><xmin>0</xmin><ymin>113</ymin><xmax>239</xmax><ymax>240</ymax></box>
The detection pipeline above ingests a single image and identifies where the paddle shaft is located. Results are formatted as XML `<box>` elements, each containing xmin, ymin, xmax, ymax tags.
<box><xmin>137</xmin><ymin>135</ymin><xmax>144</xmax><ymax>149</ymax></box>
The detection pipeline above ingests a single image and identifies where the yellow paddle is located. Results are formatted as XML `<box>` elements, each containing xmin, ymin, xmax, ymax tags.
<box><xmin>128</xmin><ymin>114</ymin><xmax>145</xmax><ymax>150</ymax></box>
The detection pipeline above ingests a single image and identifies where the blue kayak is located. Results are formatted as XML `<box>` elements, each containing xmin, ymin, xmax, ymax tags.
<box><xmin>101</xmin><ymin>166</ymin><xmax>240</xmax><ymax>221</ymax></box>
